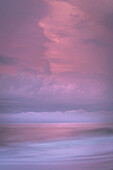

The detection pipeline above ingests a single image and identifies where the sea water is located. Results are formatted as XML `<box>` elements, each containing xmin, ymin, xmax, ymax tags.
<box><xmin>0</xmin><ymin>123</ymin><xmax>113</xmax><ymax>169</ymax></box>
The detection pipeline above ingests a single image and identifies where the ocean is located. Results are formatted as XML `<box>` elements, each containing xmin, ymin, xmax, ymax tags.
<box><xmin>0</xmin><ymin>123</ymin><xmax>113</xmax><ymax>170</ymax></box>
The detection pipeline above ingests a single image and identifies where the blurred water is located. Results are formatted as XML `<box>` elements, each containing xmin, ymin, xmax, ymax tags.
<box><xmin>0</xmin><ymin>123</ymin><xmax>113</xmax><ymax>166</ymax></box>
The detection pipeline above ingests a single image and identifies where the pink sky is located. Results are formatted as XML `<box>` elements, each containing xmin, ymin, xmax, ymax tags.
<box><xmin>0</xmin><ymin>0</ymin><xmax>113</xmax><ymax>122</ymax></box>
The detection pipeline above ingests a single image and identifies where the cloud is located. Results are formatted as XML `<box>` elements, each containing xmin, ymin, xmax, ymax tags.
<box><xmin>38</xmin><ymin>0</ymin><xmax>113</xmax><ymax>76</ymax></box>
<box><xmin>0</xmin><ymin>55</ymin><xmax>18</xmax><ymax>65</ymax></box>
<box><xmin>104</xmin><ymin>12</ymin><xmax>113</xmax><ymax>33</ymax></box>
<box><xmin>0</xmin><ymin>110</ymin><xmax>113</xmax><ymax>123</ymax></box>
<box><xmin>0</xmin><ymin>72</ymin><xmax>113</xmax><ymax>114</ymax></box>
<box><xmin>81</xmin><ymin>38</ymin><xmax>106</xmax><ymax>46</ymax></box>
<box><xmin>43</xmin><ymin>60</ymin><xmax>51</xmax><ymax>75</ymax></box>
<box><xmin>66</xmin><ymin>0</ymin><xmax>113</xmax><ymax>38</ymax></box>
<box><xmin>38</xmin><ymin>0</ymin><xmax>90</xmax><ymax>74</ymax></box>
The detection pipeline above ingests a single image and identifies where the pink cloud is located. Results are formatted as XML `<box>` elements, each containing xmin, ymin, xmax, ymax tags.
<box><xmin>39</xmin><ymin>0</ymin><xmax>113</xmax><ymax>76</ymax></box>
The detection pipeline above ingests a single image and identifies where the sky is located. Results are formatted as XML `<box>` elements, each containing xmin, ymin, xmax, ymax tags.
<box><xmin>0</xmin><ymin>0</ymin><xmax>113</xmax><ymax>123</ymax></box>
